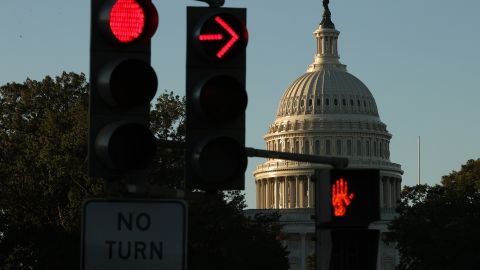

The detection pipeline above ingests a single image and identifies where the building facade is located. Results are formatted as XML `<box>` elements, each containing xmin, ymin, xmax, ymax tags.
<box><xmin>249</xmin><ymin>4</ymin><xmax>402</xmax><ymax>270</ymax></box>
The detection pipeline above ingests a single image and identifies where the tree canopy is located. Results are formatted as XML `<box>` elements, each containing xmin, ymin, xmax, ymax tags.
<box><xmin>389</xmin><ymin>159</ymin><xmax>480</xmax><ymax>270</ymax></box>
<box><xmin>0</xmin><ymin>72</ymin><xmax>288</xmax><ymax>270</ymax></box>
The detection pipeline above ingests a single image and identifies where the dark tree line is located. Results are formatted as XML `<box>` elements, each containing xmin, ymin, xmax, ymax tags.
<box><xmin>389</xmin><ymin>159</ymin><xmax>480</xmax><ymax>270</ymax></box>
<box><xmin>0</xmin><ymin>72</ymin><xmax>289</xmax><ymax>270</ymax></box>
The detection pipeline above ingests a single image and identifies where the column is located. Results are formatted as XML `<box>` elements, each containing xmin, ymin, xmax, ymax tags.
<box><xmin>256</xmin><ymin>180</ymin><xmax>260</xmax><ymax>208</ymax></box>
<box><xmin>308</xmin><ymin>176</ymin><xmax>315</xmax><ymax>208</ymax></box>
<box><xmin>390</xmin><ymin>178</ymin><xmax>396</xmax><ymax>208</ymax></box>
<box><xmin>295</xmin><ymin>177</ymin><xmax>299</xmax><ymax>208</ymax></box>
<box><xmin>266</xmin><ymin>179</ymin><xmax>271</xmax><ymax>209</ymax></box>
<box><xmin>263</xmin><ymin>179</ymin><xmax>268</xmax><ymax>209</ymax></box>
<box><xmin>299</xmin><ymin>178</ymin><xmax>305</xmax><ymax>208</ymax></box>
<box><xmin>283</xmin><ymin>177</ymin><xmax>288</xmax><ymax>208</ymax></box>
<box><xmin>275</xmin><ymin>178</ymin><xmax>279</xmax><ymax>209</ymax></box>
<box><xmin>287</xmin><ymin>179</ymin><xmax>295</xmax><ymax>208</ymax></box>
<box><xmin>380</xmin><ymin>177</ymin><xmax>385</xmax><ymax>209</ymax></box>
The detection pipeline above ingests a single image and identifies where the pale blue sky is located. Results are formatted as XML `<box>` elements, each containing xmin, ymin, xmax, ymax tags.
<box><xmin>1</xmin><ymin>0</ymin><xmax>479</xmax><ymax>208</ymax></box>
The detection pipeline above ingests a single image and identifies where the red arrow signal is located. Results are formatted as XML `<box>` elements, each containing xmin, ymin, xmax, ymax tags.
<box><xmin>199</xmin><ymin>16</ymin><xmax>240</xmax><ymax>59</ymax></box>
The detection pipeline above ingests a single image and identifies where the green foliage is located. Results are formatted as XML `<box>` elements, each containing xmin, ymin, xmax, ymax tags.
<box><xmin>0</xmin><ymin>72</ymin><xmax>106</xmax><ymax>269</ymax></box>
<box><xmin>389</xmin><ymin>159</ymin><xmax>480</xmax><ymax>270</ymax></box>
<box><xmin>149</xmin><ymin>91</ymin><xmax>186</xmax><ymax>188</ymax></box>
<box><xmin>0</xmin><ymin>74</ymin><xmax>289</xmax><ymax>270</ymax></box>
<box><xmin>442</xmin><ymin>158</ymin><xmax>480</xmax><ymax>192</ymax></box>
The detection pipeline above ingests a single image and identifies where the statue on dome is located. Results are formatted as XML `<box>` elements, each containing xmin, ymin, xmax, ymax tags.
<box><xmin>323</xmin><ymin>0</ymin><xmax>330</xmax><ymax>11</ymax></box>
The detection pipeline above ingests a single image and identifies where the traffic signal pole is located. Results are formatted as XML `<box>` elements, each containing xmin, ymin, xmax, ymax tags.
<box><xmin>245</xmin><ymin>148</ymin><xmax>345</xmax><ymax>270</ymax></box>
<box><xmin>245</xmin><ymin>147</ymin><xmax>348</xmax><ymax>169</ymax></box>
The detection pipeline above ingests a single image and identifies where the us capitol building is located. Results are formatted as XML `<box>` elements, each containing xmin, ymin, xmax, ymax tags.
<box><xmin>246</xmin><ymin>3</ymin><xmax>403</xmax><ymax>270</ymax></box>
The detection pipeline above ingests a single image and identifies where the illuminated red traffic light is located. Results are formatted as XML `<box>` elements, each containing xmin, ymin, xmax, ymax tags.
<box><xmin>196</xmin><ymin>13</ymin><xmax>248</xmax><ymax>60</ymax></box>
<box><xmin>332</xmin><ymin>178</ymin><xmax>355</xmax><ymax>217</ymax></box>
<box><xmin>110</xmin><ymin>0</ymin><xmax>145</xmax><ymax>43</ymax></box>
<box><xmin>99</xmin><ymin>0</ymin><xmax>158</xmax><ymax>44</ymax></box>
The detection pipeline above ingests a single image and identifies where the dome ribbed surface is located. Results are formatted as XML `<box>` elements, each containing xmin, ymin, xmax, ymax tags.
<box><xmin>276</xmin><ymin>68</ymin><xmax>379</xmax><ymax>117</ymax></box>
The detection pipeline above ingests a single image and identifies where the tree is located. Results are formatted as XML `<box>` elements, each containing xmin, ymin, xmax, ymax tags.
<box><xmin>188</xmin><ymin>191</ymin><xmax>289</xmax><ymax>270</ymax></box>
<box><xmin>0</xmin><ymin>72</ymin><xmax>101</xmax><ymax>270</ymax></box>
<box><xmin>0</xmin><ymin>73</ymin><xmax>289</xmax><ymax>270</ymax></box>
<box><xmin>389</xmin><ymin>159</ymin><xmax>480</xmax><ymax>270</ymax></box>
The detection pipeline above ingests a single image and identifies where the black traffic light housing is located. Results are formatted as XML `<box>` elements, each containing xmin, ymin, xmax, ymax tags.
<box><xmin>89</xmin><ymin>0</ymin><xmax>159</xmax><ymax>179</ymax></box>
<box><xmin>186</xmin><ymin>7</ymin><xmax>248</xmax><ymax>190</ymax></box>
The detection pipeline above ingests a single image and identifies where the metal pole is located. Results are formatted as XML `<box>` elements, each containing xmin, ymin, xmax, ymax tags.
<box><xmin>314</xmin><ymin>169</ymin><xmax>332</xmax><ymax>270</ymax></box>
<box><xmin>245</xmin><ymin>147</ymin><xmax>348</xmax><ymax>168</ymax></box>
<box><xmin>418</xmin><ymin>136</ymin><xmax>421</xmax><ymax>185</ymax></box>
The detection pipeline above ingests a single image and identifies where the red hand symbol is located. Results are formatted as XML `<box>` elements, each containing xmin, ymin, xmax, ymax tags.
<box><xmin>332</xmin><ymin>178</ymin><xmax>354</xmax><ymax>216</ymax></box>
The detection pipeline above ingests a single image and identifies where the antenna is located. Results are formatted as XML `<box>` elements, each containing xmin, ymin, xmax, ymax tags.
<box><xmin>418</xmin><ymin>136</ymin><xmax>421</xmax><ymax>185</ymax></box>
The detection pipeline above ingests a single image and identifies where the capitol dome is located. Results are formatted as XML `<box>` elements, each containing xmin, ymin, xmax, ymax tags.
<box><xmin>276</xmin><ymin>68</ymin><xmax>379</xmax><ymax>118</ymax></box>
<box><xmin>250</xmin><ymin>4</ymin><xmax>403</xmax><ymax>269</ymax></box>
<box><xmin>254</xmin><ymin>8</ymin><xmax>402</xmax><ymax>210</ymax></box>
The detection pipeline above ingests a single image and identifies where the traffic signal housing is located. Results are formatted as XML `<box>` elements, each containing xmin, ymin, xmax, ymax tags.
<box><xmin>186</xmin><ymin>7</ymin><xmax>248</xmax><ymax>190</ymax></box>
<box><xmin>89</xmin><ymin>0</ymin><xmax>159</xmax><ymax>179</ymax></box>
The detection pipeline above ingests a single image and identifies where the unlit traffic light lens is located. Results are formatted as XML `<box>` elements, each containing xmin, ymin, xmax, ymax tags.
<box><xmin>96</xmin><ymin>122</ymin><xmax>156</xmax><ymax>170</ymax></box>
<box><xmin>98</xmin><ymin>59</ymin><xmax>158</xmax><ymax>107</ymax></box>
<box><xmin>193</xmin><ymin>137</ymin><xmax>247</xmax><ymax>184</ymax></box>
<box><xmin>196</xmin><ymin>75</ymin><xmax>247</xmax><ymax>122</ymax></box>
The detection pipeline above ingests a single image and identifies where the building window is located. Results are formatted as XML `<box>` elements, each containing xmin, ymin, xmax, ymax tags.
<box><xmin>317</xmin><ymin>98</ymin><xmax>321</xmax><ymax>106</ymax></box>
<box><xmin>342</xmin><ymin>99</ymin><xmax>346</xmax><ymax>106</ymax></box>
<box><xmin>336</xmin><ymin>140</ymin><xmax>342</xmax><ymax>155</ymax></box>
<box><xmin>308</xmin><ymin>99</ymin><xmax>312</xmax><ymax>106</ymax></box>
<box><xmin>304</xmin><ymin>140</ymin><xmax>310</xmax><ymax>154</ymax></box>
<box><xmin>350</xmin><ymin>99</ymin><xmax>354</xmax><ymax>106</ymax></box>
<box><xmin>326</xmin><ymin>140</ymin><xmax>331</xmax><ymax>155</ymax></box>
<box><xmin>357</xmin><ymin>140</ymin><xmax>362</xmax><ymax>156</ymax></box>
<box><xmin>374</xmin><ymin>141</ymin><xmax>378</xmax><ymax>157</ymax></box>
<box><xmin>294</xmin><ymin>140</ymin><xmax>300</xmax><ymax>153</ymax></box>
<box><xmin>325</xmin><ymin>98</ymin><xmax>330</xmax><ymax>106</ymax></box>
<box><xmin>347</xmin><ymin>140</ymin><xmax>352</xmax><ymax>155</ymax></box>
<box><xmin>315</xmin><ymin>140</ymin><xmax>320</xmax><ymax>155</ymax></box>
<box><xmin>366</xmin><ymin>140</ymin><xmax>370</xmax><ymax>156</ymax></box>
<box><xmin>285</xmin><ymin>139</ymin><xmax>290</xmax><ymax>153</ymax></box>
<box><xmin>334</xmin><ymin>99</ymin><xmax>338</xmax><ymax>106</ymax></box>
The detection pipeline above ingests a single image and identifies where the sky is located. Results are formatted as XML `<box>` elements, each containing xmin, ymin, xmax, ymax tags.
<box><xmin>1</xmin><ymin>0</ymin><xmax>480</xmax><ymax>209</ymax></box>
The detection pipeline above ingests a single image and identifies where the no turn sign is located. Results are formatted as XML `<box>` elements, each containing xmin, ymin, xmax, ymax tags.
<box><xmin>81</xmin><ymin>199</ymin><xmax>187</xmax><ymax>270</ymax></box>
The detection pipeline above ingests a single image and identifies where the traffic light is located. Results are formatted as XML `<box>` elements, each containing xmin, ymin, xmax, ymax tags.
<box><xmin>89</xmin><ymin>0</ymin><xmax>159</xmax><ymax>179</ymax></box>
<box><xmin>329</xmin><ymin>169</ymin><xmax>380</xmax><ymax>227</ymax></box>
<box><xmin>186</xmin><ymin>7</ymin><xmax>248</xmax><ymax>190</ymax></box>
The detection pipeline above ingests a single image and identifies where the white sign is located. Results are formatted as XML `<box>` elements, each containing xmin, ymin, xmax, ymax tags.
<box><xmin>81</xmin><ymin>199</ymin><xmax>187</xmax><ymax>270</ymax></box>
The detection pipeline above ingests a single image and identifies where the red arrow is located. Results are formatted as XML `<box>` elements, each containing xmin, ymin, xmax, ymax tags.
<box><xmin>198</xmin><ymin>16</ymin><xmax>239</xmax><ymax>59</ymax></box>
